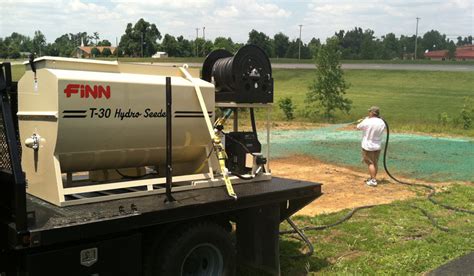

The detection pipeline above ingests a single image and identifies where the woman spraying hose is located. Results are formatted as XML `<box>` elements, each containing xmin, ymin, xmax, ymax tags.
<box><xmin>356</xmin><ymin>106</ymin><xmax>386</xmax><ymax>186</ymax></box>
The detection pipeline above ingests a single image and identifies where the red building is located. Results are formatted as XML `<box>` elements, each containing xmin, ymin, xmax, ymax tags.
<box><xmin>424</xmin><ymin>45</ymin><xmax>474</xmax><ymax>61</ymax></box>
<box><xmin>455</xmin><ymin>45</ymin><xmax>474</xmax><ymax>60</ymax></box>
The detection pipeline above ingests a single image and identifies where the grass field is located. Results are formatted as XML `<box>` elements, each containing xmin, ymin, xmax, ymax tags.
<box><xmin>279</xmin><ymin>184</ymin><xmax>474</xmax><ymax>275</ymax></box>
<box><xmin>272</xmin><ymin>69</ymin><xmax>474</xmax><ymax>137</ymax></box>
<box><xmin>11</xmin><ymin>64</ymin><xmax>24</xmax><ymax>81</ymax></box>
<box><xmin>10</xmin><ymin>64</ymin><xmax>474</xmax><ymax>137</ymax></box>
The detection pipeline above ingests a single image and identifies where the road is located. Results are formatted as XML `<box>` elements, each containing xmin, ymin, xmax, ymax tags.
<box><xmin>428</xmin><ymin>252</ymin><xmax>474</xmax><ymax>276</ymax></box>
<box><xmin>145</xmin><ymin>62</ymin><xmax>474</xmax><ymax>72</ymax></box>
<box><xmin>8</xmin><ymin>60</ymin><xmax>474</xmax><ymax>71</ymax></box>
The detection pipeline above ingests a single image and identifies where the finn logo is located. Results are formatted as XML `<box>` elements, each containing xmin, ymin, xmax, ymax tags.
<box><xmin>64</xmin><ymin>84</ymin><xmax>111</xmax><ymax>99</ymax></box>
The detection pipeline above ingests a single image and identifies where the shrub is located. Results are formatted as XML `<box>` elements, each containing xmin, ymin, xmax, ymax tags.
<box><xmin>102</xmin><ymin>48</ymin><xmax>112</xmax><ymax>57</ymax></box>
<box><xmin>437</xmin><ymin>112</ymin><xmax>450</xmax><ymax>126</ymax></box>
<box><xmin>278</xmin><ymin>97</ymin><xmax>295</xmax><ymax>121</ymax></box>
<box><xmin>91</xmin><ymin>47</ymin><xmax>100</xmax><ymax>57</ymax></box>
<box><xmin>460</xmin><ymin>97</ymin><xmax>473</xmax><ymax>129</ymax></box>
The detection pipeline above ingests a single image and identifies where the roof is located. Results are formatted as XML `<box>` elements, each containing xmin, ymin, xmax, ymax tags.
<box><xmin>424</xmin><ymin>44</ymin><xmax>474</xmax><ymax>59</ymax></box>
<box><xmin>424</xmin><ymin>50</ymin><xmax>448</xmax><ymax>58</ymax></box>
<box><xmin>78</xmin><ymin>46</ymin><xmax>117</xmax><ymax>54</ymax></box>
<box><xmin>456</xmin><ymin>49</ymin><xmax>474</xmax><ymax>58</ymax></box>
<box><xmin>454</xmin><ymin>45</ymin><xmax>474</xmax><ymax>59</ymax></box>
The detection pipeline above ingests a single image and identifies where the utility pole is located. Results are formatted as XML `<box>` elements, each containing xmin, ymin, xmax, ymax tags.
<box><xmin>195</xmin><ymin>28</ymin><xmax>200</xmax><ymax>57</ymax></box>
<box><xmin>141</xmin><ymin>33</ymin><xmax>144</xmax><ymax>58</ymax></box>
<box><xmin>298</xmin><ymin>24</ymin><xmax>303</xmax><ymax>60</ymax></box>
<box><xmin>203</xmin><ymin>26</ymin><xmax>206</xmax><ymax>41</ymax></box>
<box><xmin>414</xmin><ymin>17</ymin><xmax>420</xmax><ymax>60</ymax></box>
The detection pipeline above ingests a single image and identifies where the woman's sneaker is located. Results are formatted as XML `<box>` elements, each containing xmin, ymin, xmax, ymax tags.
<box><xmin>365</xmin><ymin>178</ymin><xmax>378</xmax><ymax>187</ymax></box>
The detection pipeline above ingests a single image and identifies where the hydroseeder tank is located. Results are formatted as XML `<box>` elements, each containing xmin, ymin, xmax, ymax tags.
<box><xmin>17</xmin><ymin>45</ymin><xmax>273</xmax><ymax>206</ymax></box>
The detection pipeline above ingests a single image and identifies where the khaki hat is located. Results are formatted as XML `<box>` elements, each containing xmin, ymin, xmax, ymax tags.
<box><xmin>368</xmin><ymin>106</ymin><xmax>380</xmax><ymax>116</ymax></box>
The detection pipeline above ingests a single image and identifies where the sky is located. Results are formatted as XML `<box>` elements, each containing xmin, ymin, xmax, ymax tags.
<box><xmin>1</xmin><ymin>0</ymin><xmax>472</xmax><ymax>44</ymax></box>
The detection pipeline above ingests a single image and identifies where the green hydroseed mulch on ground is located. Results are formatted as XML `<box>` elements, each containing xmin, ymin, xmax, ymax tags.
<box><xmin>265</xmin><ymin>124</ymin><xmax>474</xmax><ymax>182</ymax></box>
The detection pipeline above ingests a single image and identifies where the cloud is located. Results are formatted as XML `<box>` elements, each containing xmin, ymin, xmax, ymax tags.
<box><xmin>0</xmin><ymin>0</ymin><xmax>471</xmax><ymax>45</ymax></box>
<box><xmin>214</xmin><ymin>5</ymin><xmax>239</xmax><ymax>18</ymax></box>
<box><xmin>302</xmin><ymin>0</ymin><xmax>473</xmax><ymax>41</ymax></box>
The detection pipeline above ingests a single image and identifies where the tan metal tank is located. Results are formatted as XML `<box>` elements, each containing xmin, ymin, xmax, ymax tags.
<box><xmin>18</xmin><ymin>57</ymin><xmax>215</xmax><ymax>206</ymax></box>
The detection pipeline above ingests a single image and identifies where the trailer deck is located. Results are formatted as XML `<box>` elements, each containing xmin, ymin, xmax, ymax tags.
<box><xmin>9</xmin><ymin>177</ymin><xmax>321</xmax><ymax>249</ymax></box>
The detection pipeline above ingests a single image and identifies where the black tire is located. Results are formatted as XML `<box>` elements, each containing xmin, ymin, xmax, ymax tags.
<box><xmin>149</xmin><ymin>222</ymin><xmax>235</xmax><ymax>276</ymax></box>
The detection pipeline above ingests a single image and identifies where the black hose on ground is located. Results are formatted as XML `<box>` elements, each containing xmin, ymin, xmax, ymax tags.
<box><xmin>284</xmin><ymin>218</ymin><xmax>314</xmax><ymax>258</ymax></box>
<box><xmin>281</xmin><ymin>118</ymin><xmax>473</xmax><ymax>257</ymax></box>
<box><xmin>381</xmin><ymin>118</ymin><xmax>474</xmax><ymax>215</ymax></box>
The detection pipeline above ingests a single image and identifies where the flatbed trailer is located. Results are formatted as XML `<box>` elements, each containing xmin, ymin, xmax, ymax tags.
<box><xmin>1</xmin><ymin>177</ymin><xmax>320</xmax><ymax>275</ymax></box>
<box><xmin>0</xmin><ymin>61</ymin><xmax>322</xmax><ymax>275</ymax></box>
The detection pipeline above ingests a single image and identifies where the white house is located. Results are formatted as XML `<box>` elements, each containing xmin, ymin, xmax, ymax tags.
<box><xmin>152</xmin><ymin>51</ymin><xmax>168</xmax><ymax>58</ymax></box>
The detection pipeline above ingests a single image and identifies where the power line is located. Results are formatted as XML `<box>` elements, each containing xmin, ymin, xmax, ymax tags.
<box><xmin>141</xmin><ymin>32</ymin><xmax>144</xmax><ymax>58</ymax></box>
<box><xmin>298</xmin><ymin>24</ymin><xmax>303</xmax><ymax>60</ymax></box>
<box><xmin>414</xmin><ymin>17</ymin><xmax>420</xmax><ymax>60</ymax></box>
<box><xmin>195</xmin><ymin>28</ymin><xmax>200</xmax><ymax>57</ymax></box>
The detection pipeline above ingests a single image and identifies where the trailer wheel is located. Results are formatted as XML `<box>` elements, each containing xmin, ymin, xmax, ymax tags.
<box><xmin>149</xmin><ymin>222</ymin><xmax>235</xmax><ymax>276</ymax></box>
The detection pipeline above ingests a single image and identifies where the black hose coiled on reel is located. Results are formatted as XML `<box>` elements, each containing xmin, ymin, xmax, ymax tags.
<box><xmin>202</xmin><ymin>44</ymin><xmax>273</xmax><ymax>103</ymax></box>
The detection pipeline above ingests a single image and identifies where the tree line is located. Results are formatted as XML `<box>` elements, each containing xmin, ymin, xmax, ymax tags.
<box><xmin>1</xmin><ymin>18</ymin><xmax>472</xmax><ymax>59</ymax></box>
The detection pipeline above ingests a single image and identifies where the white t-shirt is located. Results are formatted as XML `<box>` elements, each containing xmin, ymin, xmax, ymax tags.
<box><xmin>356</xmin><ymin>117</ymin><xmax>386</xmax><ymax>151</ymax></box>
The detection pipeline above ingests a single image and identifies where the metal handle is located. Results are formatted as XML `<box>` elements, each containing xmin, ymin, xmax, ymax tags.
<box><xmin>25</xmin><ymin>134</ymin><xmax>40</xmax><ymax>150</ymax></box>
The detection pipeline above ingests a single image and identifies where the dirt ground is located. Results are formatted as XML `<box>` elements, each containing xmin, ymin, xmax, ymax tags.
<box><xmin>271</xmin><ymin>155</ymin><xmax>431</xmax><ymax>216</ymax></box>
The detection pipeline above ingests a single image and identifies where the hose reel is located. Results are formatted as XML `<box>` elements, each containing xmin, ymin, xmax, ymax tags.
<box><xmin>202</xmin><ymin>45</ymin><xmax>273</xmax><ymax>103</ymax></box>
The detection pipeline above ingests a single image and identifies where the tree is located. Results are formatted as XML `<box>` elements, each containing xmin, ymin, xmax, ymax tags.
<box><xmin>201</xmin><ymin>40</ymin><xmax>214</xmax><ymax>56</ymax></box>
<box><xmin>160</xmin><ymin>34</ymin><xmax>179</xmax><ymax>56</ymax></box>
<box><xmin>308</xmin><ymin>38</ymin><xmax>321</xmax><ymax>59</ymax></box>
<box><xmin>457</xmin><ymin>36</ymin><xmax>473</xmax><ymax>46</ymax></box>
<box><xmin>93</xmin><ymin>32</ymin><xmax>100</xmax><ymax>45</ymax></box>
<box><xmin>191</xmin><ymin>38</ymin><xmax>213</xmax><ymax>57</ymax></box>
<box><xmin>447</xmin><ymin>41</ymin><xmax>456</xmax><ymax>60</ymax></box>
<box><xmin>285</xmin><ymin>39</ymin><xmax>311</xmax><ymax>59</ymax></box>
<box><xmin>382</xmin><ymin>33</ymin><xmax>399</xmax><ymax>59</ymax></box>
<box><xmin>306</xmin><ymin>37</ymin><xmax>351</xmax><ymax>119</ymax></box>
<box><xmin>0</xmin><ymin>38</ymin><xmax>7</xmax><ymax>58</ymax></box>
<box><xmin>422</xmin><ymin>30</ymin><xmax>448</xmax><ymax>52</ymax></box>
<box><xmin>2</xmin><ymin>32</ymin><xmax>31</xmax><ymax>58</ymax></box>
<box><xmin>91</xmin><ymin>47</ymin><xmax>100</xmax><ymax>57</ymax></box>
<box><xmin>53</xmin><ymin>33</ymin><xmax>77</xmax><ymax>57</ymax></box>
<box><xmin>464</xmin><ymin>36</ymin><xmax>473</xmax><ymax>45</ymax></box>
<box><xmin>176</xmin><ymin>35</ymin><xmax>193</xmax><ymax>57</ymax></box>
<box><xmin>334</xmin><ymin>27</ymin><xmax>383</xmax><ymax>59</ymax></box>
<box><xmin>247</xmin><ymin>29</ymin><xmax>273</xmax><ymax>57</ymax></box>
<box><xmin>119</xmin><ymin>18</ymin><xmax>162</xmax><ymax>57</ymax></box>
<box><xmin>97</xmin><ymin>39</ymin><xmax>112</xmax><ymax>46</ymax></box>
<box><xmin>213</xmin><ymin>37</ymin><xmax>235</xmax><ymax>52</ymax></box>
<box><xmin>102</xmin><ymin>48</ymin><xmax>112</xmax><ymax>57</ymax></box>
<box><xmin>273</xmin><ymin>32</ymin><xmax>289</xmax><ymax>58</ymax></box>
<box><xmin>399</xmin><ymin>35</ymin><xmax>416</xmax><ymax>59</ymax></box>
<box><xmin>32</xmin><ymin>30</ymin><xmax>46</xmax><ymax>56</ymax></box>
<box><xmin>360</xmin><ymin>34</ymin><xmax>379</xmax><ymax>59</ymax></box>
